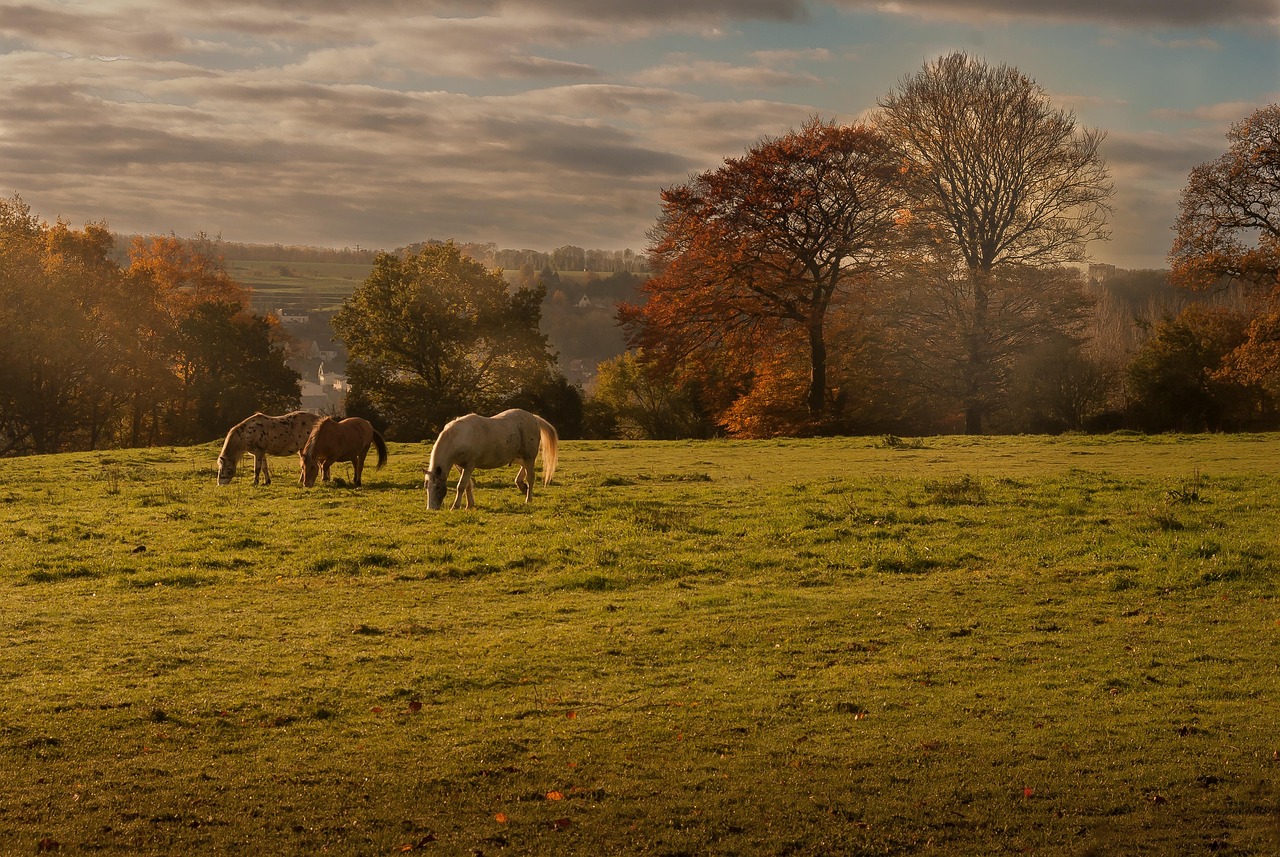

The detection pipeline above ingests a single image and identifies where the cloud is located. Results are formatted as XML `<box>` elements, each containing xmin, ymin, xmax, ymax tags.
<box><xmin>1101</xmin><ymin>129</ymin><xmax>1223</xmax><ymax>183</ymax></box>
<box><xmin>1150</xmin><ymin>99</ymin><xmax>1280</xmax><ymax>125</ymax></box>
<box><xmin>633</xmin><ymin>58</ymin><xmax>821</xmax><ymax>88</ymax></box>
<box><xmin>1</xmin><ymin>0</ymin><xmax>1263</xmax><ymax>268</ymax></box>
<box><xmin>750</xmin><ymin>47</ymin><xmax>833</xmax><ymax>63</ymax></box>
<box><xmin>834</xmin><ymin>0</ymin><xmax>1280</xmax><ymax>29</ymax></box>
<box><xmin>1148</xmin><ymin>36</ymin><xmax>1222</xmax><ymax>50</ymax></box>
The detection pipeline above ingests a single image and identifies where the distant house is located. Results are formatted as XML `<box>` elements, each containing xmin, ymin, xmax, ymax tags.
<box><xmin>301</xmin><ymin>363</ymin><xmax>350</xmax><ymax>414</ymax></box>
<box><xmin>296</xmin><ymin>340</ymin><xmax>340</xmax><ymax>363</ymax></box>
<box><xmin>577</xmin><ymin>294</ymin><xmax>611</xmax><ymax>310</ymax></box>
<box><xmin>276</xmin><ymin>308</ymin><xmax>310</xmax><ymax>325</ymax></box>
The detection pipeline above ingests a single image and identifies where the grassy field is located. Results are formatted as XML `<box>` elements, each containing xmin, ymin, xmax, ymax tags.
<box><xmin>1</xmin><ymin>433</ymin><xmax>1278</xmax><ymax>855</ymax></box>
<box><xmin>226</xmin><ymin>259</ymin><xmax>371</xmax><ymax>312</ymax></box>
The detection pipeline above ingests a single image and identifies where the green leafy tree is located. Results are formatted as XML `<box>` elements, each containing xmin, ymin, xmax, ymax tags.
<box><xmin>171</xmin><ymin>302</ymin><xmax>301</xmax><ymax>443</ymax></box>
<box><xmin>591</xmin><ymin>350</ymin><xmax>711</xmax><ymax>439</ymax></box>
<box><xmin>333</xmin><ymin>241</ymin><xmax>560</xmax><ymax>440</ymax></box>
<box><xmin>1125</xmin><ymin>305</ymin><xmax>1268</xmax><ymax>432</ymax></box>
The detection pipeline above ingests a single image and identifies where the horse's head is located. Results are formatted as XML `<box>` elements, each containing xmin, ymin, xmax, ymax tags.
<box><xmin>300</xmin><ymin>452</ymin><xmax>321</xmax><ymax>488</ymax></box>
<box><xmin>425</xmin><ymin>463</ymin><xmax>448</xmax><ymax>510</ymax></box>
<box><xmin>216</xmin><ymin>454</ymin><xmax>236</xmax><ymax>486</ymax></box>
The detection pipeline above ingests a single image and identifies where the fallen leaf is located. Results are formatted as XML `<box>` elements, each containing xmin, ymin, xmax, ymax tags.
<box><xmin>495</xmin><ymin>812</ymin><xmax>508</xmax><ymax>824</ymax></box>
<box><xmin>1023</xmin><ymin>788</ymin><xmax>1035</xmax><ymax>798</ymax></box>
<box><xmin>408</xmin><ymin>701</ymin><xmax>423</xmax><ymax>713</ymax></box>
<box><xmin>546</xmin><ymin>791</ymin><xmax>564</xmax><ymax>801</ymax></box>
<box><xmin>370</xmin><ymin>707</ymin><xmax>384</xmax><ymax>714</ymax></box>
<box><xmin>566</xmin><ymin>710</ymin><xmax>577</xmax><ymax>720</ymax></box>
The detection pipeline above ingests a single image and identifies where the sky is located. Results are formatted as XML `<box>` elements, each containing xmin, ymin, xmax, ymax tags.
<box><xmin>1</xmin><ymin>1</ymin><xmax>1277</xmax><ymax>270</ymax></box>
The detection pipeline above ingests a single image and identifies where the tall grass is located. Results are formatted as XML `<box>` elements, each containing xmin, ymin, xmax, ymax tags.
<box><xmin>0</xmin><ymin>434</ymin><xmax>1277</xmax><ymax>855</ymax></box>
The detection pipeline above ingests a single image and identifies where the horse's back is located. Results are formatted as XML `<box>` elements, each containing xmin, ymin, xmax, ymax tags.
<box><xmin>306</xmin><ymin>416</ymin><xmax>375</xmax><ymax>459</ymax></box>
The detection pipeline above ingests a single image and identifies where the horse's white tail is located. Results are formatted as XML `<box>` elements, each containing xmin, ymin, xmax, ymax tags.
<box><xmin>534</xmin><ymin>414</ymin><xmax>558</xmax><ymax>485</ymax></box>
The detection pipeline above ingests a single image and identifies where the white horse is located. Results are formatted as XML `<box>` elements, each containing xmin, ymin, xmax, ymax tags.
<box><xmin>217</xmin><ymin>411</ymin><xmax>321</xmax><ymax>486</ymax></box>
<box><xmin>424</xmin><ymin>408</ymin><xmax>558</xmax><ymax>510</ymax></box>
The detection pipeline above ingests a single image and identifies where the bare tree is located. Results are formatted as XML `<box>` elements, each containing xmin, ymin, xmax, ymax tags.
<box><xmin>877</xmin><ymin>52</ymin><xmax>1113</xmax><ymax>433</ymax></box>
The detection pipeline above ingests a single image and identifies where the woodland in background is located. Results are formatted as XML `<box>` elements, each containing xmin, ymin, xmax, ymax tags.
<box><xmin>2</xmin><ymin>58</ymin><xmax>1276</xmax><ymax>454</ymax></box>
<box><xmin>333</xmin><ymin>242</ymin><xmax>581</xmax><ymax>442</ymax></box>
<box><xmin>0</xmin><ymin>197</ymin><xmax>299</xmax><ymax>456</ymax></box>
<box><xmin>607</xmin><ymin>56</ymin><xmax>1280</xmax><ymax>439</ymax></box>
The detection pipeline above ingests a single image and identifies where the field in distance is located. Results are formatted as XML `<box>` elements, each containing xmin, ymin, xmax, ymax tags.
<box><xmin>228</xmin><ymin>257</ymin><xmax>603</xmax><ymax>314</ymax></box>
<box><xmin>1</xmin><ymin>433</ymin><xmax>1278</xmax><ymax>855</ymax></box>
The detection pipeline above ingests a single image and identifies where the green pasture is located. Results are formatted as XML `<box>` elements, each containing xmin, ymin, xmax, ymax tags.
<box><xmin>1</xmin><ymin>434</ymin><xmax>1278</xmax><ymax>855</ymax></box>
<box><xmin>226</xmin><ymin>259</ymin><xmax>370</xmax><ymax>311</ymax></box>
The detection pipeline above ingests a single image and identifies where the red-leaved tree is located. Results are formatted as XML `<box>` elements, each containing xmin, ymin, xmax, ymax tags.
<box><xmin>621</xmin><ymin>117</ymin><xmax>905</xmax><ymax>435</ymax></box>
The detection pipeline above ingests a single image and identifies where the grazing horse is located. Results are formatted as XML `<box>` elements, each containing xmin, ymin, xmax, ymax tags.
<box><xmin>425</xmin><ymin>408</ymin><xmax>558</xmax><ymax>510</ymax></box>
<box><xmin>217</xmin><ymin>411</ymin><xmax>322</xmax><ymax>486</ymax></box>
<box><xmin>298</xmin><ymin>416</ymin><xmax>388</xmax><ymax>488</ymax></box>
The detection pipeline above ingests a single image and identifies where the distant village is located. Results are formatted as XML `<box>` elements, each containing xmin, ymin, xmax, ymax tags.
<box><xmin>271</xmin><ymin>308</ymin><xmax>350</xmax><ymax>414</ymax></box>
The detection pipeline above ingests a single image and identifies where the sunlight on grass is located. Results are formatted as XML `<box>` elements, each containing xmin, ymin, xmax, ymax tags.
<box><xmin>0</xmin><ymin>434</ymin><xmax>1278</xmax><ymax>854</ymax></box>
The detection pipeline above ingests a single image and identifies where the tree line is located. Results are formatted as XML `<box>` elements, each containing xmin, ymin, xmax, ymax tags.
<box><xmin>0</xmin><ymin>199</ymin><xmax>300</xmax><ymax>455</ymax></box>
<box><xmin>4</xmin><ymin>53</ymin><xmax>1275</xmax><ymax>455</ymax></box>
<box><xmin>594</xmin><ymin>54</ymin><xmax>1280</xmax><ymax>439</ymax></box>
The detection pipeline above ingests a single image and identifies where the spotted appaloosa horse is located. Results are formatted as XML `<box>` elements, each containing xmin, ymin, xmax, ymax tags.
<box><xmin>217</xmin><ymin>411</ymin><xmax>322</xmax><ymax>486</ymax></box>
<box><xmin>298</xmin><ymin>416</ymin><xmax>388</xmax><ymax>488</ymax></box>
<box><xmin>424</xmin><ymin>408</ymin><xmax>558</xmax><ymax>510</ymax></box>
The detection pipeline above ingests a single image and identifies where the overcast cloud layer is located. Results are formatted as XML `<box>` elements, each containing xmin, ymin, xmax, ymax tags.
<box><xmin>1</xmin><ymin>0</ymin><xmax>1277</xmax><ymax>267</ymax></box>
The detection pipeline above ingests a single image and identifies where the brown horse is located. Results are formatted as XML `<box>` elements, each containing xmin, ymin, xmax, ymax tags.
<box><xmin>298</xmin><ymin>417</ymin><xmax>388</xmax><ymax>488</ymax></box>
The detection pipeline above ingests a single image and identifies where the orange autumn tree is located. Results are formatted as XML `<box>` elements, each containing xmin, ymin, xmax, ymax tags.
<box><xmin>621</xmin><ymin>117</ymin><xmax>904</xmax><ymax>436</ymax></box>
<box><xmin>127</xmin><ymin>234</ymin><xmax>299</xmax><ymax>442</ymax></box>
<box><xmin>1170</xmin><ymin>104</ymin><xmax>1280</xmax><ymax>292</ymax></box>
<box><xmin>1171</xmin><ymin>104</ymin><xmax>1280</xmax><ymax>397</ymax></box>
<box><xmin>127</xmin><ymin>233</ymin><xmax>251</xmax><ymax>316</ymax></box>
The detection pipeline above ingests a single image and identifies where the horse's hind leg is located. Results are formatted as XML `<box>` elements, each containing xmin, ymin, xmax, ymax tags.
<box><xmin>252</xmin><ymin>453</ymin><xmax>264</xmax><ymax>486</ymax></box>
<box><xmin>516</xmin><ymin>461</ymin><xmax>533</xmax><ymax>503</ymax></box>
<box><xmin>261</xmin><ymin>455</ymin><xmax>272</xmax><ymax>486</ymax></box>
<box><xmin>452</xmin><ymin>466</ymin><xmax>474</xmax><ymax>510</ymax></box>
<box><xmin>353</xmin><ymin>452</ymin><xmax>367</xmax><ymax>487</ymax></box>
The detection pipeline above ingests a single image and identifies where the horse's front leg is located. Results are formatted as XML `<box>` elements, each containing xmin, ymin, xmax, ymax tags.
<box><xmin>452</xmin><ymin>466</ymin><xmax>474</xmax><ymax>510</ymax></box>
<box><xmin>322</xmin><ymin>461</ymin><xmax>332</xmax><ymax>483</ymax></box>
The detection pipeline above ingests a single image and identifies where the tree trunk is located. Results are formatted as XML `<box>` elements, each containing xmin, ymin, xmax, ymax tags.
<box><xmin>965</xmin><ymin>270</ymin><xmax>991</xmax><ymax>435</ymax></box>
<box><xmin>965</xmin><ymin>403</ymin><xmax>984</xmax><ymax>435</ymax></box>
<box><xmin>807</xmin><ymin>320</ymin><xmax>826</xmax><ymax>417</ymax></box>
